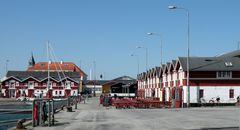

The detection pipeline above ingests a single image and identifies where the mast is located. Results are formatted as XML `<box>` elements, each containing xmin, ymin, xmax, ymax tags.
<box><xmin>47</xmin><ymin>41</ymin><xmax>50</xmax><ymax>97</ymax></box>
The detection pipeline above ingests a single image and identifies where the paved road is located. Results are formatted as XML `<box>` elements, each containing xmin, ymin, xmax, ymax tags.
<box><xmin>31</xmin><ymin>97</ymin><xmax>240</xmax><ymax>130</ymax></box>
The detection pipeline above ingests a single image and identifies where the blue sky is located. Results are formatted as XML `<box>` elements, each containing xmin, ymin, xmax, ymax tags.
<box><xmin>0</xmin><ymin>0</ymin><xmax>240</xmax><ymax>79</ymax></box>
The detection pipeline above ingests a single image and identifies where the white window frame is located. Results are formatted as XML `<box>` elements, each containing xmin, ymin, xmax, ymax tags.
<box><xmin>217</xmin><ymin>71</ymin><xmax>232</xmax><ymax>79</ymax></box>
<box><xmin>16</xmin><ymin>82</ymin><xmax>19</xmax><ymax>86</ymax></box>
<box><xmin>28</xmin><ymin>81</ymin><xmax>34</xmax><ymax>88</ymax></box>
<box><xmin>65</xmin><ymin>81</ymin><xmax>71</xmax><ymax>88</ymax></box>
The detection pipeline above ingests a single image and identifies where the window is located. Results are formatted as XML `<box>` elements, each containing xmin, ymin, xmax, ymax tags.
<box><xmin>35</xmin><ymin>83</ymin><xmax>38</xmax><ymax>86</ymax></box>
<box><xmin>225</xmin><ymin>62</ymin><xmax>233</xmax><ymax>67</ymax></box>
<box><xmin>16</xmin><ymin>82</ymin><xmax>19</xmax><ymax>86</ymax></box>
<box><xmin>10</xmin><ymin>82</ymin><xmax>15</xmax><ymax>88</ymax></box>
<box><xmin>43</xmin><ymin>83</ymin><xmax>47</xmax><ymax>87</ymax></box>
<box><xmin>229</xmin><ymin>89</ymin><xmax>234</xmax><ymax>98</ymax></box>
<box><xmin>217</xmin><ymin>71</ymin><xmax>232</xmax><ymax>78</ymax></box>
<box><xmin>71</xmin><ymin>82</ymin><xmax>74</xmax><ymax>87</ymax></box>
<box><xmin>55</xmin><ymin>91</ymin><xmax>58</xmax><ymax>95</ymax></box>
<box><xmin>28</xmin><ymin>81</ymin><xmax>34</xmax><ymax>88</ymax></box>
<box><xmin>199</xmin><ymin>89</ymin><xmax>204</xmax><ymax>98</ymax></box>
<box><xmin>53</xmin><ymin>83</ymin><xmax>56</xmax><ymax>87</ymax></box>
<box><xmin>48</xmin><ymin>82</ymin><xmax>52</xmax><ymax>88</ymax></box>
<box><xmin>59</xmin><ymin>91</ymin><xmax>62</xmax><ymax>95</ymax></box>
<box><xmin>177</xmin><ymin>72</ymin><xmax>179</xmax><ymax>80</ymax></box>
<box><xmin>65</xmin><ymin>81</ymin><xmax>71</xmax><ymax>88</ymax></box>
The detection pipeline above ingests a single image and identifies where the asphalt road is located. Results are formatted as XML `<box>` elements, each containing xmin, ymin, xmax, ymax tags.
<box><xmin>31</xmin><ymin>97</ymin><xmax>240</xmax><ymax>130</ymax></box>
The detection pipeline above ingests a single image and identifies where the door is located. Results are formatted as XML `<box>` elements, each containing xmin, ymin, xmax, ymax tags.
<box><xmin>9</xmin><ymin>89</ymin><xmax>15</xmax><ymax>98</ymax></box>
<box><xmin>175</xmin><ymin>88</ymin><xmax>181</xmax><ymax>108</ymax></box>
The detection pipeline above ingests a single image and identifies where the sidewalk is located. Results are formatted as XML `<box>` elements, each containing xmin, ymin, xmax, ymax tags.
<box><xmin>29</xmin><ymin>97</ymin><xmax>102</xmax><ymax>130</ymax></box>
<box><xmin>29</xmin><ymin>97</ymin><xmax>239</xmax><ymax>130</ymax></box>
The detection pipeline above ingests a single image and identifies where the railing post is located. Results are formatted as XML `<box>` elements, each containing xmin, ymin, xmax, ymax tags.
<box><xmin>32</xmin><ymin>100</ymin><xmax>35</xmax><ymax>127</ymax></box>
<box><xmin>39</xmin><ymin>101</ymin><xmax>42</xmax><ymax>125</ymax></box>
<box><xmin>48</xmin><ymin>100</ymin><xmax>51</xmax><ymax>127</ymax></box>
<box><xmin>51</xmin><ymin>100</ymin><xmax>54</xmax><ymax>125</ymax></box>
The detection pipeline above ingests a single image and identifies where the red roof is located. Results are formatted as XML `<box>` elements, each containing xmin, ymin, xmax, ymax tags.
<box><xmin>27</xmin><ymin>62</ymin><xmax>86</xmax><ymax>76</ymax></box>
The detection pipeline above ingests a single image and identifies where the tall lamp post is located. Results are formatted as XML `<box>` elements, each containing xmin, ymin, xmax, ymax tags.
<box><xmin>136</xmin><ymin>46</ymin><xmax>148</xmax><ymax>71</ymax></box>
<box><xmin>168</xmin><ymin>5</ymin><xmax>190</xmax><ymax>107</ymax></box>
<box><xmin>130</xmin><ymin>54</ymin><xmax>139</xmax><ymax>75</ymax></box>
<box><xmin>5</xmin><ymin>60</ymin><xmax>9</xmax><ymax>74</ymax></box>
<box><xmin>147</xmin><ymin>32</ymin><xmax>163</xmax><ymax>65</ymax></box>
<box><xmin>93</xmin><ymin>61</ymin><xmax>96</xmax><ymax>97</ymax></box>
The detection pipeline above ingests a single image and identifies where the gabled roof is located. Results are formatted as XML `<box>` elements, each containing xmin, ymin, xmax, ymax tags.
<box><xmin>27</xmin><ymin>62</ymin><xmax>86</xmax><ymax>76</ymax></box>
<box><xmin>163</xmin><ymin>62</ymin><xmax>171</xmax><ymax>74</ymax></box>
<box><xmin>103</xmin><ymin>76</ymin><xmax>136</xmax><ymax>86</ymax></box>
<box><xmin>4</xmin><ymin>71</ymin><xmax>81</xmax><ymax>83</ymax></box>
<box><xmin>112</xmin><ymin>75</ymin><xmax>135</xmax><ymax>81</ymax></box>
<box><xmin>85</xmin><ymin>80</ymin><xmax>110</xmax><ymax>85</ymax></box>
<box><xmin>178</xmin><ymin>50</ymin><xmax>240</xmax><ymax>71</ymax></box>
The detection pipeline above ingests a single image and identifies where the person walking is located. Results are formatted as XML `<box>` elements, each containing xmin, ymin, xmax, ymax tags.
<box><xmin>42</xmin><ymin>102</ymin><xmax>48</xmax><ymax>125</ymax></box>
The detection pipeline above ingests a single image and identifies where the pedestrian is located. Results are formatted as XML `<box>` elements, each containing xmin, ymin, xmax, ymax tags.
<box><xmin>100</xmin><ymin>94</ymin><xmax>103</xmax><ymax>105</ymax></box>
<box><xmin>33</xmin><ymin>103</ymin><xmax>38</xmax><ymax>123</ymax></box>
<box><xmin>82</xmin><ymin>94</ymin><xmax>86</xmax><ymax>104</ymax></box>
<box><xmin>42</xmin><ymin>102</ymin><xmax>48</xmax><ymax>125</ymax></box>
<box><xmin>237</xmin><ymin>96</ymin><xmax>240</xmax><ymax>106</ymax></box>
<box><xmin>108</xmin><ymin>94</ymin><xmax>112</xmax><ymax>106</ymax></box>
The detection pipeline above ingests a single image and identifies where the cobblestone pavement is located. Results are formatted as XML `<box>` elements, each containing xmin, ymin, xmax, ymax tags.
<box><xmin>30</xmin><ymin>97</ymin><xmax>240</xmax><ymax>130</ymax></box>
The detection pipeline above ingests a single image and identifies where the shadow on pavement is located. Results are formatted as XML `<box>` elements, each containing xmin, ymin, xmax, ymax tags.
<box><xmin>192</xmin><ymin>126</ymin><xmax>239</xmax><ymax>130</ymax></box>
<box><xmin>53</xmin><ymin>122</ymin><xmax>70</xmax><ymax>126</ymax></box>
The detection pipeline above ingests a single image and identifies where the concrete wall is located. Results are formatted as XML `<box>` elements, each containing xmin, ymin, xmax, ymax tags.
<box><xmin>182</xmin><ymin>86</ymin><xmax>240</xmax><ymax>103</ymax></box>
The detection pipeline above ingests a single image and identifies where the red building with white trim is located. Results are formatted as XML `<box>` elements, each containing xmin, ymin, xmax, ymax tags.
<box><xmin>1</xmin><ymin>71</ymin><xmax>81</xmax><ymax>98</ymax></box>
<box><xmin>137</xmin><ymin>50</ymin><xmax>240</xmax><ymax>107</ymax></box>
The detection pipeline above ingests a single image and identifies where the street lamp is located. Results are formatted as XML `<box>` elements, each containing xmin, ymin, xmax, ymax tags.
<box><xmin>147</xmin><ymin>32</ymin><xmax>163</xmax><ymax>65</ymax></box>
<box><xmin>136</xmin><ymin>46</ymin><xmax>148</xmax><ymax>71</ymax></box>
<box><xmin>168</xmin><ymin>5</ymin><xmax>190</xmax><ymax>107</ymax></box>
<box><xmin>130</xmin><ymin>54</ymin><xmax>139</xmax><ymax>75</ymax></box>
<box><xmin>93</xmin><ymin>61</ymin><xmax>96</xmax><ymax>97</ymax></box>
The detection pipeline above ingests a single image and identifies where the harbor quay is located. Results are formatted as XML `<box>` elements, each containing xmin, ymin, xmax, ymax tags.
<box><xmin>28</xmin><ymin>97</ymin><xmax>239</xmax><ymax>130</ymax></box>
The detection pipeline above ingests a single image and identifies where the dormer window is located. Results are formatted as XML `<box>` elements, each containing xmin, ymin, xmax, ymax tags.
<box><xmin>225</xmin><ymin>62</ymin><xmax>233</xmax><ymax>67</ymax></box>
<box><xmin>217</xmin><ymin>71</ymin><xmax>232</xmax><ymax>78</ymax></box>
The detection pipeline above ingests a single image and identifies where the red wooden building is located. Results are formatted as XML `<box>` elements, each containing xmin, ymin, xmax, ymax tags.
<box><xmin>1</xmin><ymin>71</ymin><xmax>81</xmax><ymax>98</ymax></box>
<box><xmin>137</xmin><ymin>50</ymin><xmax>240</xmax><ymax>107</ymax></box>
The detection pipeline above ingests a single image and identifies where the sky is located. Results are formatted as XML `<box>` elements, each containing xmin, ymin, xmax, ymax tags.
<box><xmin>0</xmin><ymin>0</ymin><xmax>240</xmax><ymax>80</ymax></box>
